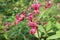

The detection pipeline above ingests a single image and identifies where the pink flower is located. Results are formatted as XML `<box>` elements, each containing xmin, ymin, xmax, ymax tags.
<box><xmin>46</xmin><ymin>1</ymin><xmax>52</xmax><ymax>8</ymax></box>
<box><xmin>28</xmin><ymin>21</ymin><xmax>37</xmax><ymax>28</ymax></box>
<box><xmin>18</xmin><ymin>12</ymin><xmax>26</xmax><ymax>21</ymax></box>
<box><xmin>27</xmin><ymin>13</ymin><xmax>33</xmax><ymax>21</ymax></box>
<box><xmin>18</xmin><ymin>17</ymin><xmax>24</xmax><ymax>22</ymax></box>
<box><xmin>33</xmin><ymin>10</ymin><xmax>40</xmax><ymax>16</ymax></box>
<box><xmin>32</xmin><ymin>3</ymin><xmax>40</xmax><ymax>10</ymax></box>
<box><xmin>20</xmin><ymin>12</ymin><xmax>26</xmax><ymax>18</ymax></box>
<box><xmin>17</xmin><ymin>13</ymin><xmax>25</xmax><ymax>23</ymax></box>
<box><xmin>16</xmin><ymin>14</ymin><xmax>19</xmax><ymax>20</ymax></box>
<box><xmin>44</xmin><ymin>1</ymin><xmax>52</xmax><ymax>9</ymax></box>
<box><xmin>14</xmin><ymin>20</ymin><xmax>19</xmax><ymax>26</ymax></box>
<box><xmin>30</xmin><ymin>27</ymin><xmax>37</xmax><ymax>34</ymax></box>
<box><xmin>20</xmin><ymin>14</ymin><xmax>25</xmax><ymax>18</ymax></box>
<box><xmin>14</xmin><ymin>17</ymin><xmax>24</xmax><ymax>26</ymax></box>
<box><xmin>37</xmin><ymin>10</ymin><xmax>40</xmax><ymax>13</ymax></box>
<box><xmin>14</xmin><ymin>12</ymin><xmax>26</xmax><ymax>26</ymax></box>
<box><xmin>33</xmin><ymin>10</ymin><xmax>37</xmax><ymax>15</ymax></box>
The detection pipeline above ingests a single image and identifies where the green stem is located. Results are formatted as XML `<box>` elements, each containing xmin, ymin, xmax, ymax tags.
<box><xmin>37</xmin><ymin>29</ymin><xmax>40</xmax><ymax>40</ymax></box>
<box><xmin>42</xmin><ymin>26</ymin><xmax>48</xmax><ymax>40</ymax></box>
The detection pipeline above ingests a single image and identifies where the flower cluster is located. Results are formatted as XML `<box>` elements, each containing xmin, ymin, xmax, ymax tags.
<box><xmin>14</xmin><ymin>12</ymin><xmax>26</xmax><ymax>25</ymax></box>
<box><xmin>28</xmin><ymin>21</ymin><xmax>37</xmax><ymax>34</ymax></box>
<box><xmin>14</xmin><ymin>0</ymin><xmax>52</xmax><ymax>35</ymax></box>
<box><xmin>44</xmin><ymin>1</ymin><xmax>52</xmax><ymax>9</ymax></box>
<box><xmin>27</xmin><ymin>2</ymin><xmax>41</xmax><ymax>34</ymax></box>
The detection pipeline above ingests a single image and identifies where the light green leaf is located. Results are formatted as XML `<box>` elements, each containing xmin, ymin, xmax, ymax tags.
<box><xmin>34</xmin><ymin>31</ymin><xmax>41</xmax><ymax>38</ymax></box>
<box><xmin>56</xmin><ymin>22</ymin><xmax>60</xmax><ymax>29</ymax></box>
<box><xmin>4</xmin><ymin>33</ymin><xmax>10</xmax><ymax>40</ymax></box>
<box><xmin>56</xmin><ymin>30</ymin><xmax>60</xmax><ymax>34</ymax></box>
<box><xmin>47</xmin><ymin>30</ymin><xmax>60</xmax><ymax>40</ymax></box>
<box><xmin>38</xmin><ymin>25</ymin><xmax>45</xmax><ymax>32</ymax></box>
<box><xmin>47</xmin><ymin>34</ymin><xmax>60</xmax><ymax>40</ymax></box>
<box><xmin>46</xmin><ymin>21</ymin><xmax>52</xmax><ymax>32</ymax></box>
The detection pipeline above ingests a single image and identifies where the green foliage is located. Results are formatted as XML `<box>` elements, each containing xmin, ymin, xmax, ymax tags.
<box><xmin>0</xmin><ymin>0</ymin><xmax>60</xmax><ymax>40</ymax></box>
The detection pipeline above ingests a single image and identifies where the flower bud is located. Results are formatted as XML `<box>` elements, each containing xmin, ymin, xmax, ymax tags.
<box><xmin>28</xmin><ymin>21</ymin><xmax>37</xmax><ymax>28</ymax></box>
<box><xmin>32</xmin><ymin>3</ymin><xmax>40</xmax><ymax>10</ymax></box>
<box><xmin>30</xmin><ymin>27</ymin><xmax>37</xmax><ymax>34</ymax></box>
<box><xmin>27</xmin><ymin>13</ymin><xmax>33</xmax><ymax>21</ymax></box>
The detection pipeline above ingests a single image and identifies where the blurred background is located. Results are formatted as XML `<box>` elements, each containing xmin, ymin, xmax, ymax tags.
<box><xmin>0</xmin><ymin>0</ymin><xmax>60</xmax><ymax>40</ymax></box>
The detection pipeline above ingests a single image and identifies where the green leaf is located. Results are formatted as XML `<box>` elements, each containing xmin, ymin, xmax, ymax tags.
<box><xmin>4</xmin><ymin>33</ymin><xmax>10</xmax><ymax>40</ymax></box>
<box><xmin>56</xmin><ymin>22</ymin><xmax>60</xmax><ymax>29</ymax></box>
<box><xmin>47</xmin><ymin>30</ymin><xmax>60</xmax><ymax>40</ymax></box>
<box><xmin>34</xmin><ymin>31</ymin><xmax>41</xmax><ymax>38</ymax></box>
<box><xmin>46</xmin><ymin>21</ymin><xmax>52</xmax><ymax>32</ymax></box>
<box><xmin>38</xmin><ymin>25</ymin><xmax>45</xmax><ymax>32</ymax></box>
<box><xmin>56</xmin><ymin>30</ymin><xmax>60</xmax><ymax>34</ymax></box>
<box><xmin>47</xmin><ymin>34</ymin><xmax>60</xmax><ymax>40</ymax></box>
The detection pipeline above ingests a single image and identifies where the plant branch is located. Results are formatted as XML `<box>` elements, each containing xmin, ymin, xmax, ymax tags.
<box><xmin>37</xmin><ymin>28</ymin><xmax>40</xmax><ymax>40</ymax></box>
